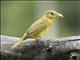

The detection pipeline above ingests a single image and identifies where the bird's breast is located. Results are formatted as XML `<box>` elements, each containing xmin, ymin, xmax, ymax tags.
<box><xmin>38</xmin><ymin>19</ymin><xmax>53</xmax><ymax>37</ymax></box>
<box><xmin>47</xmin><ymin>19</ymin><xmax>53</xmax><ymax>26</ymax></box>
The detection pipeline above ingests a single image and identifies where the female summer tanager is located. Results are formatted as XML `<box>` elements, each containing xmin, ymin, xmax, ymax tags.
<box><xmin>11</xmin><ymin>10</ymin><xmax>63</xmax><ymax>49</ymax></box>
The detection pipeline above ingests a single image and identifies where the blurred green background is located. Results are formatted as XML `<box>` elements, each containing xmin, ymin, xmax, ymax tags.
<box><xmin>1</xmin><ymin>1</ymin><xmax>80</xmax><ymax>39</ymax></box>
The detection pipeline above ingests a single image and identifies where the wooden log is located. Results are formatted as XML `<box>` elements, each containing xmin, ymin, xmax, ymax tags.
<box><xmin>0</xmin><ymin>35</ymin><xmax>80</xmax><ymax>60</ymax></box>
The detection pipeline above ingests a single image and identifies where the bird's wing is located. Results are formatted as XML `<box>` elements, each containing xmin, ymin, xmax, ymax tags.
<box><xmin>26</xmin><ymin>19</ymin><xmax>47</xmax><ymax>37</ymax></box>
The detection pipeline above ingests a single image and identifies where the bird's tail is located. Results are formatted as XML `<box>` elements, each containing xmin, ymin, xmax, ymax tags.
<box><xmin>11</xmin><ymin>33</ymin><xmax>27</xmax><ymax>49</ymax></box>
<box><xmin>11</xmin><ymin>38</ymin><xmax>23</xmax><ymax>49</ymax></box>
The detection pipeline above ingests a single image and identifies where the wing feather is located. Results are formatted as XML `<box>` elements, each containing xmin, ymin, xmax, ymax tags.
<box><xmin>26</xmin><ymin>19</ymin><xmax>47</xmax><ymax>37</ymax></box>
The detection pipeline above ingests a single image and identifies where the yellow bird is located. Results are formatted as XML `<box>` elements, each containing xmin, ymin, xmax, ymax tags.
<box><xmin>11</xmin><ymin>10</ymin><xmax>63</xmax><ymax>49</ymax></box>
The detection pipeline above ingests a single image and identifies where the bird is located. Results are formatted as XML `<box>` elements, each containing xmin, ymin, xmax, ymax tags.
<box><xmin>11</xmin><ymin>10</ymin><xmax>63</xmax><ymax>49</ymax></box>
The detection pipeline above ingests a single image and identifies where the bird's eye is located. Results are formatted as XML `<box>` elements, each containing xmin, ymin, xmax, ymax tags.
<box><xmin>50</xmin><ymin>12</ymin><xmax>54</xmax><ymax>15</ymax></box>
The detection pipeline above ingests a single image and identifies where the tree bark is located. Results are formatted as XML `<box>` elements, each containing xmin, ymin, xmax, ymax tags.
<box><xmin>1</xmin><ymin>35</ymin><xmax>80</xmax><ymax>60</ymax></box>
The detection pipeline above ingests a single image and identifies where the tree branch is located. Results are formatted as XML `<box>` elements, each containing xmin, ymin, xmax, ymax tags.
<box><xmin>1</xmin><ymin>35</ymin><xmax>80</xmax><ymax>60</ymax></box>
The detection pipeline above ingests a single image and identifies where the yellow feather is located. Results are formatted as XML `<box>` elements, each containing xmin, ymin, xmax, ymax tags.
<box><xmin>11</xmin><ymin>10</ymin><xmax>63</xmax><ymax>49</ymax></box>
<box><xmin>11</xmin><ymin>38</ymin><xmax>23</xmax><ymax>49</ymax></box>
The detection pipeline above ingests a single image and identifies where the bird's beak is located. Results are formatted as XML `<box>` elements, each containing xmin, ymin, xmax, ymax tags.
<box><xmin>57</xmin><ymin>13</ymin><xmax>63</xmax><ymax>18</ymax></box>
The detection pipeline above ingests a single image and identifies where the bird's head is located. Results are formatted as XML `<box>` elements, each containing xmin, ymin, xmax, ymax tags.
<box><xmin>44</xmin><ymin>10</ymin><xmax>63</xmax><ymax>20</ymax></box>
